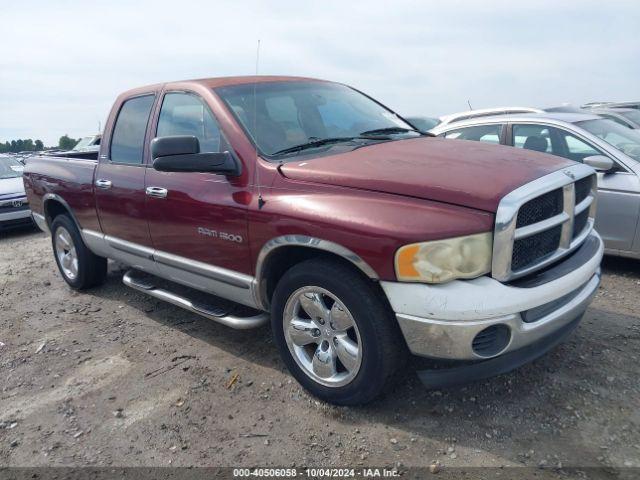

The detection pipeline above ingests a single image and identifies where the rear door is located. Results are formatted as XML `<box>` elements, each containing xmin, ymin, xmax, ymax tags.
<box><xmin>144</xmin><ymin>90</ymin><xmax>252</xmax><ymax>296</ymax></box>
<box><xmin>95</xmin><ymin>93</ymin><xmax>156</xmax><ymax>247</ymax></box>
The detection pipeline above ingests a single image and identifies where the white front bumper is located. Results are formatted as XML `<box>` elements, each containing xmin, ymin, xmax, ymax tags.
<box><xmin>382</xmin><ymin>231</ymin><xmax>603</xmax><ymax>360</ymax></box>
<box><xmin>0</xmin><ymin>209</ymin><xmax>31</xmax><ymax>221</ymax></box>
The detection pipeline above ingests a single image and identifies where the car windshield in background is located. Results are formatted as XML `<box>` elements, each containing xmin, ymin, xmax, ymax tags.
<box><xmin>618</xmin><ymin>109</ymin><xmax>640</xmax><ymax>125</ymax></box>
<box><xmin>575</xmin><ymin>118</ymin><xmax>640</xmax><ymax>161</ymax></box>
<box><xmin>73</xmin><ymin>136</ymin><xmax>94</xmax><ymax>150</ymax></box>
<box><xmin>215</xmin><ymin>81</ymin><xmax>418</xmax><ymax>157</ymax></box>
<box><xmin>0</xmin><ymin>156</ymin><xmax>24</xmax><ymax>179</ymax></box>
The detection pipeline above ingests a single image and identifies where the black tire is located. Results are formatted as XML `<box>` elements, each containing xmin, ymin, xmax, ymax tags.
<box><xmin>50</xmin><ymin>214</ymin><xmax>107</xmax><ymax>290</ymax></box>
<box><xmin>271</xmin><ymin>258</ymin><xmax>407</xmax><ymax>405</ymax></box>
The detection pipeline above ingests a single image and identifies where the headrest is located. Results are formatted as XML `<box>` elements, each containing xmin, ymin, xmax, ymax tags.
<box><xmin>523</xmin><ymin>135</ymin><xmax>548</xmax><ymax>152</ymax></box>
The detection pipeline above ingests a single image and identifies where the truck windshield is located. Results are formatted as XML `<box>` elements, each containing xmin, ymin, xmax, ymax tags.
<box><xmin>0</xmin><ymin>156</ymin><xmax>24</xmax><ymax>179</ymax></box>
<box><xmin>575</xmin><ymin>118</ymin><xmax>640</xmax><ymax>161</ymax></box>
<box><xmin>215</xmin><ymin>81</ymin><xmax>418</xmax><ymax>157</ymax></box>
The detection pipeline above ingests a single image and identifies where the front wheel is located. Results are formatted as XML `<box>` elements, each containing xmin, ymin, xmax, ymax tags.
<box><xmin>51</xmin><ymin>214</ymin><xmax>107</xmax><ymax>290</ymax></box>
<box><xmin>271</xmin><ymin>259</ymin><xmax>407</xmax><ymax>405</ymax></box>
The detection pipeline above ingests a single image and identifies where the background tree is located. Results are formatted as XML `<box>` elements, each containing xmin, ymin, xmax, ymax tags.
<box><xmin>58</xmin><ymin>134</ymin><xmax>78</xmax><ymax>150</ymax></box>
<box><xmin>0</xmin><ymin>138</ymin><xmax>52</xmax><ymax>152</ymax></box>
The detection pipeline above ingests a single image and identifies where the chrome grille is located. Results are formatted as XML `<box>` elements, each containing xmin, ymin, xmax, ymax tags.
<box><xmin>575</xmin><ymin>176</ymin><xmax>592</xmax><ymax>204</ymax></box>
<box><xmin>511</xmin><ymin>225</ymin><xmax>562</xmax><ymax>271</ymax></box>
<box><xmin>573</xmin><ymin>210</ymin><xmax>589</xmax><ymax>238</ymax></box>
<box><xmin>0</xmin><ymin>197</ymin><xmax>28</xmax><ymax>213</ymax></box>
<box><xmin>516</xmin><ymin>188</ymin><xmax>563</xmax><ymax>228</ymax></box>
<box><xmin>492</xmin><ymin>164</ymin><xmax>597</xmax><ymax>282</ymax></box>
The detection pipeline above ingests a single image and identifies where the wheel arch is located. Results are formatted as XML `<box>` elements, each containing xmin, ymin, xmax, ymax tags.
<box><xmin>254</xmin><ymin>235</ymin><xmax>380</xmax><ymax>310</ymax></box>
<box><xmin>42</xmin><ymin>194</ymin><xmax>82</xmax><ymax>232</ymax></box>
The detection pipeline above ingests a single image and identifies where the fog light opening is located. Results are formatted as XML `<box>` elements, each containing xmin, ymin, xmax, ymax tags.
<box><xmin>472</xmin><ymin>324</ymin><xmax>511</xmax><ymax>358</ymax></box>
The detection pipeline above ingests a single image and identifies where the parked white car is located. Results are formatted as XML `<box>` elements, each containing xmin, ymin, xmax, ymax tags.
<box><xmin>0</xmin><ymin>155</ymin><xmax>33</xmax><ymax>231</ymax></box>
<box><xmin>73</xmin><ymin>134</ymin><xmax>102</xmax><ymax>152</ymax></box>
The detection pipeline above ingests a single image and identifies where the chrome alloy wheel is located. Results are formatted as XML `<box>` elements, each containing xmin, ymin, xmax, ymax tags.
<box><xmin>283</xmin><ymin>286</ymin><xmax>362</xmax><ymax>387</ymax></box>
<box><xmin>54</xmin><ymin>226</ymin><xmax>78</xmax><ymax>281</ymax></box>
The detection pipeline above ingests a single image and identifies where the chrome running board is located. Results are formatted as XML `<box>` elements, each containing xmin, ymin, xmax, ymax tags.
<box><xmin>123</xmin><ymin>270</ymin><xmax>269</xmax><ymax>330</ymax></box>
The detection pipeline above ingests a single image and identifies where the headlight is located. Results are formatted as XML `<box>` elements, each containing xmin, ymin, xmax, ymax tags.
<box><xmin>395</xmin><ymin>232</ymin><xmax>493</xmax><ymax>284</ymax></box>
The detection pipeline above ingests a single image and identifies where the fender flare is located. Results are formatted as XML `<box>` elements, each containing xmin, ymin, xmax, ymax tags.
<box><xmin>42</xmin><ymin>193</ymin><xmax>83</xmax><ymax>232</ymax></box>
<box><xmin>253</xmin><ymin>235</ymin><xmax>379</xmax><ymax>309</ymax></box>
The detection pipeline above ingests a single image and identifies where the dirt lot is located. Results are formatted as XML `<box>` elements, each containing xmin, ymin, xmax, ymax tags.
<box><xmin>1</xmin><ymin>227</ymin><xmax>639</xmax><ymax>476</ymax></box>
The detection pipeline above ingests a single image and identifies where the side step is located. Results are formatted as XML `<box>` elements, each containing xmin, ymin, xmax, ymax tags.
<box><xmin>122</xmin><ymin>269</ymin><xmax>269</xmax><ymax>330</ymax></box>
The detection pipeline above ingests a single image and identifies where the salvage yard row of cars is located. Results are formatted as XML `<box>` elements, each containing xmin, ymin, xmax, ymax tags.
<box><xmin>3</xmin><ymin>76</ymin><xmax>639</xmax><ymax>405</ymax></box>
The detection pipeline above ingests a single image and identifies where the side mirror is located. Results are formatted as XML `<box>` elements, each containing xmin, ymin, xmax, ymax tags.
<box><xmin>583</xmin><ymin>155</ymin><xmax>614</xmax><ymax>172</ymax></box>
<box><xmin>151</xmin><ymin>135</ymin><xmax>240</xmax><ymax>176</ymax></box>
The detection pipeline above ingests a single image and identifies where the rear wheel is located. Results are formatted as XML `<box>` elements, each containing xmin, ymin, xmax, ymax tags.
<box><xmin>51</xmin><ymin>215</ymin><xmax>107</xmax><ymax>290</ymax></box>
<box><xmin>271</xmin><ymin>259</ymin><xmax>407</xmax><ymax>405</ymax></box>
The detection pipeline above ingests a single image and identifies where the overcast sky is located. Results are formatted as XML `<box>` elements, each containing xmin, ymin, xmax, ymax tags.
<box><xmin>1</xmin><ymin>0</ymin><xmax>639</xmax><ymax>145</ymax></box>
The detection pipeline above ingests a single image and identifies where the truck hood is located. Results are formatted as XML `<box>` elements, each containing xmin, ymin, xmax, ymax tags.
<box><xmin>0</xmin><ymin>177</ymin><xmax>26</xmax><ymax>197</ymax></box>
<box><xmin>278</xmin><ymin>137</ymin><xmax>574</xmax><ymax>212</ymax></box>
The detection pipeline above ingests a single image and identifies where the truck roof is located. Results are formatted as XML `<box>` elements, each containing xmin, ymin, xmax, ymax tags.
<box><xmin>120</xmin><ymin>75</ymin><xmax>327</xmax><ymax>97</ymax></box>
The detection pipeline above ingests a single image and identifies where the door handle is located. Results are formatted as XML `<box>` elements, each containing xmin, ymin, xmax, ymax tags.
<box><xmin>146</xmin><ymin>186</ymin><xmax>168</xmax><ymax>199</ymax></box>
<box><xmin>95</xmin><ymin>179</ymin><xmax>112</xmax><ymax>189</ymax></box>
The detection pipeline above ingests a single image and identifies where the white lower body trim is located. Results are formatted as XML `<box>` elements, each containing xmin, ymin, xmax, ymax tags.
<box><xmin>81</xmin><ymin>229</ymin><xmax>260</xmax><ymax>309</ymax></box>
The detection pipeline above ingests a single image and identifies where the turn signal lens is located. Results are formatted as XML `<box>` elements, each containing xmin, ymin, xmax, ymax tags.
<box><xmin>395</xmin><ymin>232</ymin><xmax>493</xmax><ymax>284</ymax></box>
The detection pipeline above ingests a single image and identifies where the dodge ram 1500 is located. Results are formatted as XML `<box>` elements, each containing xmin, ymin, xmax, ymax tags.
<box><xmin>23</xmin><ymin>76</ymin><xmax>603</xmax><ymax>405</ymax></box>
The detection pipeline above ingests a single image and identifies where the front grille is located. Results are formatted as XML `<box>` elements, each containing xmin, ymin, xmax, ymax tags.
<box><xmin>575</xmin><ymin>176</ymin><xmax>592</xmax><ymax>204</ymax></box>
<box><xmin>0</xmin><ymin>204</ymin><xmax>29</xmax><ymax>214</ymax></box>
<box><xmin>492</xmin><ymin>167</ymin><xmax>597</xmax><ymax>281</ymax></box>
<box><xmin>573</xmin><ymin>210</ymin><xmax>589</xmax><ymax>238</ymax></box>
<box><xmin>516</xmin><ymin>188</ymin><xmax>563</xmax><ymax>228</ymax></box>
<box><xmin>512</xmin><ymin>225</ymin><xmax>562</xmax><ymax>271</ymax></box>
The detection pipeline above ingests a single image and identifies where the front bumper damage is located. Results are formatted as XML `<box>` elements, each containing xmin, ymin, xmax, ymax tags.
<box><xmin>382</xmin><ymin>231</ymin><xmax>603</xmax><ymax>387</ymax></box>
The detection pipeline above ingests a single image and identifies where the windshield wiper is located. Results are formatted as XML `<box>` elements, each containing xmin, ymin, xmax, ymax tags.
<box><xmin>271</xmin><ymin>137</ymin><xmax>360</xmax><ymax>156</ymax></box>
<box><xmin>359</xmin><ymin>126</ymin><xmax>434</xmax><ymax>137</ymax></box>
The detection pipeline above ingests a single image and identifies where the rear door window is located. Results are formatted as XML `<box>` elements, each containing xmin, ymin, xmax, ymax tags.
<box><xmin>110</xmin><ymin>95</ymin><xmax>155</xmax><ymax>164</ymax></box>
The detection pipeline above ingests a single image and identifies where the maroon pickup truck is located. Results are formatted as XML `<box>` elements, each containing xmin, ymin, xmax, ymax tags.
<box><xmin>24</xmin><ymin>76</ymin><xmax>603</xmax><ymax>405</ymax></box>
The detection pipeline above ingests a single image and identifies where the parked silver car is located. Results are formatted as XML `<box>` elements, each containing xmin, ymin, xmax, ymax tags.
<box><xmin>583</xmin><ymin>101</ymin><xmax>640</xmax><ymax>110</ymax></box>
<box><xmin>585</xmin><ymin>108</ymin><xmax>640</xmax><ymax>129</ymax></box>
<box><xmin>0</xmin><ymin>155</ymin><xmax>33</xmax><ymax>231</ymax></box>
<box><xmin>431</xmin><ymin>112</ymin><xmax>640</xmax><ymax>259</ymax></box>
<box><xmin>438</xmin><ymin>107</ymin><xmax>543</xmax><ymax>126</ymax></box>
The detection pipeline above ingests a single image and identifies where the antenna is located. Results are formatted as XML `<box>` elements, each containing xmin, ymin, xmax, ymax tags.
<box><xmin>467</xmin><ymin>99</ymin><xmax>473</xmax><ymax>110</ymax></box>
<box><xmin>253</xmin><ymin>40</ymin><xmax>265</xmax><ymax>209</ymax></box>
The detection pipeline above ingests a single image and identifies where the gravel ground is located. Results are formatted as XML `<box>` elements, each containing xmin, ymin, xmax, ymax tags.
<box><xmin>1</xmin><ymin>227</ymin><xmax>639</xmax><ymax>477</ymax></box>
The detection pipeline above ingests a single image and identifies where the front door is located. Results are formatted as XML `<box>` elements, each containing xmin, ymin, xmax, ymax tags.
<box><xmin>144</xmin><ymin>91</ymin><xmax>252</xmax><ymax>303</ymax></box>
<box><xmin>595</xmin><ymin>171</ymin><xmax>640</xmax><ymax>252</ymax></box>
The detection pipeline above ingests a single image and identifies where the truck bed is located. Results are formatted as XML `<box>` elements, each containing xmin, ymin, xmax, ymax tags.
<box><xmin>23</xmin><ymin>154</ymin><xmax>101</xmax><ymax>232</ymax></box>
